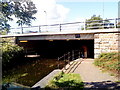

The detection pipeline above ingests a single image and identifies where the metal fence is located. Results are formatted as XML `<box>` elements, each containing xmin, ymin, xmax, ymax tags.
<box><xmin>57</xmin><ymin>50</ymin><xmax>82</xmax><ymax>69</ymax></box>
<box><xmin>8</xmin><ymin>18</ymin><xmax>120</xmax><ymax>34</ymax></box>
<box><xmin>58</xmin><ymin>50</ymin><xmax>82</xmax><ymax>61</ymax></box>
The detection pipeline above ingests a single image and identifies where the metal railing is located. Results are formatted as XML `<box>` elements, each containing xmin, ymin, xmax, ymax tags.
<box><xmin>57</xmin><ymin>50</ymin><xmax>82</xmax><ymax>69</ymax></box>
<box><xmin>8</xmin><ymin>18</ymin><xmax>120</xmax><ymax>34</ymax></box>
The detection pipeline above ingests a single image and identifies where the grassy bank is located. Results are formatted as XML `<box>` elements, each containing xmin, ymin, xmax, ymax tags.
<box><xmin>94</xmin><ymin>52</ymin><xmax>120</xmax><ymax>76</ymax></box>
<box><xmin>46</xmin><ymin>72</ymin><xmax>84</xmax><ymax>89</ymax></box>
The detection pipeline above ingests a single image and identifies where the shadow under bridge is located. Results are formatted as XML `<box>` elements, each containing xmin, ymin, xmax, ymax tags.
<box><xmin>18</xmin><ymin>40</ymin><xmax>94</xmax><ymax>59</ymax></box>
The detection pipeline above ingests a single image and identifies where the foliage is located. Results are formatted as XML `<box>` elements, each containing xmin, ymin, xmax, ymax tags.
<box><xmin>117</xmin><ymin>22</ymin><xmax>120</xmax><ymax>28</ymax></box>
<box><xmin>0</xmin><ymin>12</ymin><xmax>10</xmax><ymax>33</ymax></box>
<box><xmin>94</xmin><ymin>52</ymin><xmax>120</xmax><ymax>76</ymax></box>
<box><xmin>1</xmin><ymin>38</ymin><xmax>24</xmax><ymax>68</ymax></box>
<box><xmin>1</xmin><ymin>1</ymin><xmax>37</xmax><ymax>31</ymax></box>
<box><xmin>46</xmin><ymin>72</ymin><xmax>84</xmax><ymax>89</ymax></box>
<box><xmin>86</xmin><ymin>15</ymin><xmax>109</xmax><ymax>30</ymax></box>
<box><xmin>0</xmin><ymin>30</ymin><xmax>7</xmax><ymax>35</ymax></box>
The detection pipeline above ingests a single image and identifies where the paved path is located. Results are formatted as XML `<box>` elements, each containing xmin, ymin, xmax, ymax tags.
<box><xmin>73</xmin><ymin>59</ymin><xmax>120</xmax><ymax>89</ymax></box>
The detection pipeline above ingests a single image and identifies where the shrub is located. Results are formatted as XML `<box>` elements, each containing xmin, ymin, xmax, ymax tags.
<box><xmin>1</xmin><ymin>39</ymin><xmax>24</xmax><ymax>69</ymax></box>
<box><xmin>98</xmin><ymin>52</ymin><xmax>117</xmax><ymax>60</ymax></box>
<box><xmin>94</xmin><ymin>52</ymin><xmax>120</xmax><ymax>75</ymax></box>
<box><xmin>46</xmin><ymin>72</ymin><xmax>84</xmax><ymax>89</ymax></box>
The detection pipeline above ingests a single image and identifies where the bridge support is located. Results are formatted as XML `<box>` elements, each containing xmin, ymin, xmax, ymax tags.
<box><xmin>94</xmin><ymin>33</ymin><xmax>120</xmax><ymax>58</ymax></box>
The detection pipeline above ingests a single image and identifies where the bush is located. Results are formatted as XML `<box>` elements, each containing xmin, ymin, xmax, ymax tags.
<box><xmin>1</xmin><ymin>41</ymin><xmax>24</xmax><ymax>68</ymax></box>
<box><xmin>46</xmin><ymin>72</ymin><xmax>84</xmax><ymax>89</ymax></box>
<box><xmin>94</xmin><ymin>52</ymin><xmax>120</xmax><ymax>75</ymax></box>
<box><xmin>98</xmin><ymin>52</ymin><xmax>117</xmax><ymax>60</ymax></box>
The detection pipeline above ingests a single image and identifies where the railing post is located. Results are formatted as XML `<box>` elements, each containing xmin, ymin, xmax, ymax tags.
<box><xmin>102</xmin><ymin>19</ymin><xmax>104</xmax><ymax>29</ymax></box>
<box><xmin>21</xmin><ymin>27</ymin><xmax>23</xmax><ymax>34</ymax></box>
<box><xmin>79</xmin><ymin>50</ymin><xmax>80</xmax><ymax>58</ymax></box>
<box><xmin>58</xmin><ymin>57</ymin><xmax>59</xmax><ymax>69</ymax></box>
<box><xmin>64</xmin><ymin>54</ymin><xmax>65</xmax><ymax>61</ymax></box>
<box><xmin>39</xmin><ymin>26</ymin><xmax>41</xmax><ymax>33</ymax></box>
<box><xmin>60</xmin><ymin>24</ymin><xmax>61</xmax><ymax>32</ymax></box>
<box><xmin>72</xmin><ymin>50</ymin><xmax>74</xmax><ymax>60</ymax></box>
<box><xmin>68</xmin><ymin>52</ymin><xmax>70</xmax><ymax>64</ymax></box>
<box><xmin>84</xmin><ymin>20</ymin><xmax>87</xmax><ymax>30</ymax></box>
<box><xmin>67</xmin><ymin>52</ymin><xmax>69</xmax><ymax>60</ymax></box>
<box><xmin>114</xmin><ymin>18</ymin><xmax>117</xmax><ymax>28</ymax></box>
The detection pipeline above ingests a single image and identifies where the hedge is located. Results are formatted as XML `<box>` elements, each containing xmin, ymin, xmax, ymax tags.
<box><xmin>1</xmin><ymin>42</ymin><xmax>24</xmax><ymax>68</ymax></box>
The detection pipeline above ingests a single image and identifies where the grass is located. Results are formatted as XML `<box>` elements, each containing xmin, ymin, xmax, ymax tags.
<box><xmin>3</xmin><ymin>58</ymin><xmax>66</xmax><ymax>87</ymax></box>
<box><xmin>46</xmin><ymin>72</ymin><xmax>84</xmax><ymax>89</ymax></box>
<box><xmin>94</xmin><ymin>52</ymin><xmax>120</xmax><ymax>76</ymax></box>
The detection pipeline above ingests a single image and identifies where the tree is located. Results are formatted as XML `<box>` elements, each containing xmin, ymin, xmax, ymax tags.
<box><xmin>1</xmin><ymin>37</ymin><xmax>24</xmax><ymax>69</ymax></box>
<box><xmin>0</xmin><ymin>12</ymin><xmax>10</xmax><ymax>34</ymax></box>
<box><xmin>86</xmin><ymin>15</ymin><xmax>103</xmax><ymax>29</ymax></box>
<box><xmin>85</xmin><ymin>15</ymin><xmax>111</xmax><ymax>30</ymax></box>
<box><xmin>0</xmin><ymin>1</ymin><xmax>37</xmax><ymax>34</ymax></box>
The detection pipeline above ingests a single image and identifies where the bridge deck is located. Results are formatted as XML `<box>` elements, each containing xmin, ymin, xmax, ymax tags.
<box><xmin>1</xmin><ymin>28</ymin><xmax>120</xmax><ymax>38</ymax></box>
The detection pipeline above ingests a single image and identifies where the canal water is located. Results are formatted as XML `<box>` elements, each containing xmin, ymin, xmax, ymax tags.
<box><xmin>3</xmin><ymin>58</ymin><xmax>67</xmax><ymax>87</ymax></box>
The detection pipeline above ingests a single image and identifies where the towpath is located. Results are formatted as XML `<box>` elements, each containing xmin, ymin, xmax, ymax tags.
<box><xmin>73</xmin><ymin>59</ymin><xmax>120</xmax><ymax>89</ymax></box>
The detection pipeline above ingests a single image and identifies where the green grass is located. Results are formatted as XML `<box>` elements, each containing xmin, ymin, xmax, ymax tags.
<box><xmin>46</xmin><ymin>72</ymin><xmax>84</xmax><ymax>89</ymax></box>
<box><xmin>3</xmin><ymin>58</ymin><xmax>66</xmax><ymax>87</ymax></box>
<box><xmin>94</xmin><ymin>52</ymin><xmax>120</xmax><ymax>76</ymax></box>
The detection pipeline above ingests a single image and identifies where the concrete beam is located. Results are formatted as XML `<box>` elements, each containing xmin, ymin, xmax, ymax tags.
<box><xmin>1</xmin><ymin>28</ymin><xmax>119</xmax><ymax>38</ymax></box>
<box><xmin>18</xmin><ymin>34</ymin><xmax>94</xmax><ymax>41</ymax></box>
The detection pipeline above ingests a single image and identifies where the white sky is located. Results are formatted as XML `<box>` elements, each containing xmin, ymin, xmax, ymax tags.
<box><xmin>31</xmin><ymin>0</ymin><xmax>70</xmax><ymax>26</ymax></box>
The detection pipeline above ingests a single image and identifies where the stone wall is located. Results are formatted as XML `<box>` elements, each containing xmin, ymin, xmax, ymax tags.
<box><xmin>94</xmin><ymin>33</ymin><xmax>120</xmax><ymax>58</ymax></box>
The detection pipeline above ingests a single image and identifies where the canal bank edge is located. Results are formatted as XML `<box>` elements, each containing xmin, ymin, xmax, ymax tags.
<box><xmin>32</xmin><ymin>69</ymin><xmax>62</xmax><ymax>88</ymax></box>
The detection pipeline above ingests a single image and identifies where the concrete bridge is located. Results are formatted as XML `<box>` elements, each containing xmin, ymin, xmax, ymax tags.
<box><xmin>1</xmin><ymin>18</ymin><xmax>120</xmax><ymax>59</ymax></box>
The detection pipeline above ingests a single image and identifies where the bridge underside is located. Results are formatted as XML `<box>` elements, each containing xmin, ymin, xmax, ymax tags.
<box><xmin>18</xmin><ymin>40</ymin><xmax>94</xmax><ymax>59</ymax></box>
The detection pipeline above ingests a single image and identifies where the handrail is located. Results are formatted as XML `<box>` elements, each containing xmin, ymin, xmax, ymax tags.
<box><xmin>8</xmin><ymin>18</ymin><xmax>120</xmax><ymax>34</ymax></box>
<box><xmin>57</xmin><ymin>50</ymin><xmax>81</xmax><ymax>69</ymax></box>
<box><xmin>58</xmin><ymin>50</ymin><xmax>81</xmax><ymax>61</ymax></box>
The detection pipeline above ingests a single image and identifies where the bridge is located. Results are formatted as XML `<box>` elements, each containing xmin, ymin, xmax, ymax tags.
<box><xmin>6</xmin><ymin>18</ymin><xmax>120</xmax><ymax>34</ymax></box>
<box><xmin>1</xmin><ymin>18</ymin><xmax>120</xmax><ymax>59</ymax></box>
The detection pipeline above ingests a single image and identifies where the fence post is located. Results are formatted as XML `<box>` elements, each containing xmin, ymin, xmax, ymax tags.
<box><xmin>68</xmin><ymin>52</ymin><xmax>70</xmax><ymax>64</ymax></box>
<box><xmin>84</xmin><ymin>20</ymin><xmax>86</xmax><ymax>30</ymax></box>
<box><xmin>60</xmin><ymin>24</ymin><xmax>61</xmax><ymax>32</ymax></box>
<box><xmin>64</xmin><ymin>54</ymin><xmax>65</xmax><ymax>61</ymax></box>
<box><xmin>72</xmin><ymin>50</ymin><xmax>74</xmax><ymax>60</ymax></box>
<box><xmin>114</xmin><ymin>18</ymin><xmax>117</xmax><ymax>28</ymax></box>
<box><xmin>39</xmin><ymin>26</ymin><xmax>41</xmax><ymax>32</ymax></box>
<box><xmin>68</xmin><ymin>52</ymin><xmax>69</xmax><ymax>61</ymax></box>
<box><xmin>79</xmin><ymin>50</ymin><xmax>80</xmax><ymax>58</ymax></box>
<box><xmin>58</xmin><ymin>57</ymin><xmax>59</xmax><ymax>69</ymax></box>
<box><xmin>21</xmin><ymin>27</ymin><xmax>23</xmax><ymax>34</ymax></box>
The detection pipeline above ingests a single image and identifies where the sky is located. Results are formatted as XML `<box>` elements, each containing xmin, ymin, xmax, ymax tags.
<box><xmin>58</xmin><ymin>2</ymin><xmax>118</xmax><ymax>22</ymax></box>
<box><xmin>9</xmin><ymin>0</ymin><xmax>119</xmax><ymax>28</ymax></box>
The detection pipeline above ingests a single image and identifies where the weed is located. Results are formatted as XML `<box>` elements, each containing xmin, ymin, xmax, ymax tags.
<box><xmin>94</xmin><ymin>52</ymin><xmax>120</xmax><ymax>76</ymax></box>
<box><xmin>46</xmin><ymin>73</ymin><xmax>84</xmax><ymax>89</ymax></box>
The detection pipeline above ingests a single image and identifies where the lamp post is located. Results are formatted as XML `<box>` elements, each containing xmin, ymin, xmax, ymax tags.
<box><xmin>44</xmin><ymin>11</ymin><xmax>48</xmax><ymax>32</ymax></box>
<box><xmin>102</xmin><ymin>0</ymin><xmax>105</xmax><ymax>29</ymax></box>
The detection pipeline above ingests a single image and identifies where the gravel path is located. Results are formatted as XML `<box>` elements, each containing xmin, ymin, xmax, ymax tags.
<box><xmin>73</xmin><ymin>59</ymin><xmax>120</xmax><ymax>89</ymax></box>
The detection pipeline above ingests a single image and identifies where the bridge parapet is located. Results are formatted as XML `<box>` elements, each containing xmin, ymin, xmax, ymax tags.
<box><xmin>8</xmin><ymin>18</ymin><xmax>120</xmax><ymax>35</ymax></box>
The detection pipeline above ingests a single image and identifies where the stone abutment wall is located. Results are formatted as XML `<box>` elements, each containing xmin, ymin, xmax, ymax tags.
<box><xmin>94</xmin><ymin>33</ymin><xmax>120</xmax><ymax>58</ymax></box>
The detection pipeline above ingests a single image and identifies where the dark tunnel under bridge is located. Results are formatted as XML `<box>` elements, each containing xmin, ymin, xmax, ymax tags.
<box><xmin>18</xmin><ymin>40</ymin><xmax>94</xmax><ymax>59</ymax></box>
